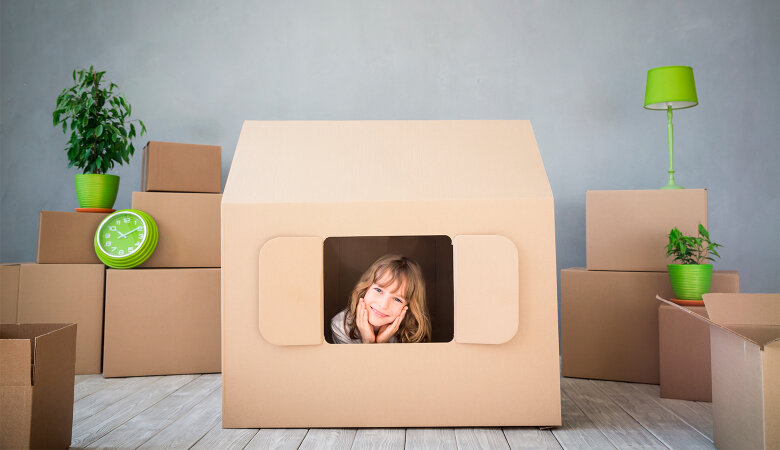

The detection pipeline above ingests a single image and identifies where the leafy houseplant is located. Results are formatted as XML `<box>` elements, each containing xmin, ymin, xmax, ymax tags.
<box><xmin>53</xmin><ymin>67</ymin><xmax>146</xmax><ymax>209</ymax></box>
<box><xmin>665</xmin><ymin>224</ymin><xmax>723</xmax><ymax>300</ymax></box>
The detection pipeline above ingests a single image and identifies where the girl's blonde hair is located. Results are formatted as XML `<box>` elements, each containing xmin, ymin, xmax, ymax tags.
<box><xmin>344</xmin><ymin>254</ymin><xmax>431</xmax><ymax>343</ymax></box>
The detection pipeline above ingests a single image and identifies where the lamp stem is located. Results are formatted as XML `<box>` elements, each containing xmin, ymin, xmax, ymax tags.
<box><xmin>662</xmin><ymin>105</ymin><xmax>683</xmax><ymax>189</ymax></box>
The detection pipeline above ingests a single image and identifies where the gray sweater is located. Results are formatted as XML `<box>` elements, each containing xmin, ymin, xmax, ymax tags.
<box><xmin>330</xmin><ymin>309</ymin><xmax>398</xmax><ymax>344</ymax></box>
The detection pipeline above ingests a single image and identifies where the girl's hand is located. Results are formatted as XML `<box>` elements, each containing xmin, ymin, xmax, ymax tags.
<box><xmin>356</xmin><ymin>298</ymin><xmax>375</xmax><ymax>343</ymax></box>
<box><xmin>376</xmin><ymin>306</ymin><xmax>407</xmax><ymax>343</ymax></box>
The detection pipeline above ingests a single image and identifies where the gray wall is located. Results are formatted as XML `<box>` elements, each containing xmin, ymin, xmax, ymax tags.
<box><xmin>2</xmin><ymin>0</ymin><xmax>778</xmax><ymax>293</ymax></box>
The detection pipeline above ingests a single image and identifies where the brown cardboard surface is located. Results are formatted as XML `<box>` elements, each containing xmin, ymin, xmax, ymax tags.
<box><xmin>561</xmin><ymin>268</ymin><xmax>739</xmax><ymax>384</ymax></box>
<box><xmin>37</xmin><ymin>211</ymin><xmax>108</xmax><ymax>264</ymax></box>
<box><xmin>142</xmin><ymin>141</ymin><xmax>221</xmax><ymax>193</ymax></box>
<box><xmin>658</xmin><ymin>304</ymin><xmax>712</xmax><ymax>401</ymax></box>
<box><xmin>103</xmin><ymin>268</ymin><xmax>221</xmax><ymax>377</ymax></box>
<box><xmin>660</xmin><ymin>294</ymin><xmax>780</xmax><ymax>449</ymax></box>
<box><xmin>15</xmin><ymin>264</ymin><xmax>105</xmax><ymax>374</ymax></box>
<box><xmin>132</xmin><ymin>192</ymin><xmax>221</xmax><ymax>268</ymax></box>
<box><xmin>586</xmin><ymin>189</ymin><xmax>707</xmax><ymax>271</ymax></box>
<box><xmin>0</xmin><ymin>264</ymin><xmax>21</xmax><ymax>323</ymax></box>
<box><xmin>0</xmin><ymin>323</ymin><xmax>76</xmax><ymax>450</ymax></box>
<box><xmin>222</xmin><ymin>120</ymin><xmax>561</xmax><ymax>427</ymax></box>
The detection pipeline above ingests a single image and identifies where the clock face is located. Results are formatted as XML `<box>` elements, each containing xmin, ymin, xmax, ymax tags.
<box><xmin>96</xmin><ymin>211</ymin><xmax>148</xmax><ymax>258</ymax></box>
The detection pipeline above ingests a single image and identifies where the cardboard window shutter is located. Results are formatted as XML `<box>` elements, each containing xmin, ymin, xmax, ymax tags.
<box><xmin>454</xmin><ymin>234</ymin><xmax>519</xmax><ymax>344</ymax></box>
<box><xmin>258</xmin><ymin>237</ymin><xmax>323</xmax><ymax>346</ymax></box>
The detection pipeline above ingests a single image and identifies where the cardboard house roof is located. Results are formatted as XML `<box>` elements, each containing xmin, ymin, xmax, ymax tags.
<box><xmin>224</xmin><ymin>120</ymin><xmax>551</xmax><ymax>204</ymax></box>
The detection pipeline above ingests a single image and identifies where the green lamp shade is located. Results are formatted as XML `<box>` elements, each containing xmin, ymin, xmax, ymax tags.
<box><xmin>644</xmin><ymin>66</ymin><xmax>698</xmax><ymax>110</ymax></box>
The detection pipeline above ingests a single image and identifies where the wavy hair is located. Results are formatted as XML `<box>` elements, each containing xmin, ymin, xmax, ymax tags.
<box><xmin>344</xmin><ymin>254</ymin><xmax>431</xmax><ymax>343</ymax></box>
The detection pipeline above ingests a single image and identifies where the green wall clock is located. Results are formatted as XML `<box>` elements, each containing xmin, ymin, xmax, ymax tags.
<box><xmin>94</xmin><ymin>209</ymin><xmax>158</xmax><ymax>269</ymax></box>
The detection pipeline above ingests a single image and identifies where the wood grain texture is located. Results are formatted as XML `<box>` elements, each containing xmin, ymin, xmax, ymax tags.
<box><xmin>244</xmin><ymin>429</ymin><xmax>309</xmax><ymax>450</ymax></box>
<box><xmin>71</xmin><ymin>375</ymin><xmax>197</xmax><ymax>448</ymax></box>
<box><xmin>632</xmin><ymin>382</ymin><xmax>714</xmax><ymax>441</ymax></box>
<box><xmin>405</xmin><ymin>428</ymin><xmax>457</xmax><ymax>450</ymax></box>
<box><xmin>85</xmin><ymin>374</ymin><xmax>221</xmax><ymax>449</ymax></box>
<box><xmin>298</xmin><ymin>428</ymin><xmax>356</xmax><ymax>450</ymax></box>
<box><xmin>593</xmin><ymin>380</ymin><xmax>714</xmax><ymax>449</ymax></box>
<box><xmin>137</xmin><ymin>386</ymin><xmax>222</xmax><ymax>449</ymax></box>
<box><xmin>561</xmin><ymin>377</ymin><xmax>666</xmax><ymax>449</ymax></box>
<box><xmin>190</xmin><ymin>423</ymin><xmax>258</xmax><ymax>449</ymax></box>
<box><xmin>352</xmin><ymin>428</ymin><xmax>405</xmax><ymax>450</ymax></box>
<box><xmin>503</xmin><ymin>427</ymin><xmax>562</xmax><ymax>449</ymax></box>
<box><xmin>454</xmin><ymin>428</ymin><xmax>510</xmax><ymax>450</ymax></box>
<box><xmin>73</xmin><ymin>376</ymin><xmax>161</xmax><ymax>423</ymax></box>
<box><xmin>73</xmin><ymin>375</ymin><xmax>113</xmax><ymax>401</ymax></box>
<box><xmin>552</xmin><ymin>390</ymin><xmax>616</xmax><ymax>450</ymax></box>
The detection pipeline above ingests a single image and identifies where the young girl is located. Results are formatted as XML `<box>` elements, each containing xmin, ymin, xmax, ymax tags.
<box><xmin>331</xmin><ymin>254</ymin><xmax>431</xmax><ymax>344</ymax></box>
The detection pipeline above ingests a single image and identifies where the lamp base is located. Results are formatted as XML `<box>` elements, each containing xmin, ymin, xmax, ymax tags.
<box><xmin>661</xmin><ymin>171</ymin><xmax>684</xmax><ymax>190</ymax></box>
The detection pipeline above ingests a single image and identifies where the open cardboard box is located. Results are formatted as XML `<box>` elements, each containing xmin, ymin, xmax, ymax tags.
<box><xmin>657</xmin><ymin>294</ymin><xmax>780</xmax><ymax>449</ymax></box>
<box><xmin>0</xmin><ymin>323</ymin><xmax>76</xmax><ymax>449</ymax></box>
<box><xmin>222</xmin><ymin>120</ymin><xmax>561</xmax><ymax>427</ymax></box>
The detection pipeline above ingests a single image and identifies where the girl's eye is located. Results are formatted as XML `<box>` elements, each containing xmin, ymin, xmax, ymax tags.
<box><xmin>394</xmin><ymin>298</ymin><xmax>402</xmax><ymax>303</ymax></box>
<box><xmin>374</xmin><ymin>287</ymin><xmax>382</xmax><ymax>293</ymax></box>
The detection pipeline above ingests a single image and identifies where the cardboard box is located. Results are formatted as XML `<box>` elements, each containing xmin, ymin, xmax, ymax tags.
<box><xmin>561</xmin><ymin>267</ymin><xmax>739</xmax><ymax>384</ymax></box>
<box><xmin>222</xmin><ymin>120</ymin><xmax>561</xmax><ymax>427</ymax></box>
<box><xmin>659</xmin><ymin>304</ymin><xmax>712</xmax><ymax>401</ymax></box>
<box><xmin>142</xmin><ymin>141</ymin><xmax>222</xmax><ymax>193</ymax></box>
<box><xmin>37</xmin><ymin>211</ymin><xmax>108</xmax><ymax>264</ymax></box>
<box><xmin>132</xmin><ymin>192</ymin><xmax>221</xmax><ymax>268</ymax></box>
<box><xmin>0</xmin><ymin>323</ymin><xmax>77</xmax><ymax>449</ymax></box>
<box><xmin>659</xmin><ymin>294</ymin><xmax>780</xmax><ymax>450</ymax></box>
<box><xmin>0</xmin><ymin>264</ymin><xmax>21</xmax><ymax>323</ymax></box>
<box><xmin>103</xmin><ymin>268</ymin><xmax>221</xmax><ymax>377</ymax></box>
<box><xmin>0</xmin><ymin>264</ymin><xmax>105</xmax><ymax>374</ymax></box>
<box><xmin>586</xmin><ymin>189</ymin><xmax>708</xmax><ymax>271</ymax></box>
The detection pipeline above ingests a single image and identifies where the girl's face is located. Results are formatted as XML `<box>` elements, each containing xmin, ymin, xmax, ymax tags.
<box><xmin>363</xmin><ymin>272</ymin><xmax>408</xmax><ymax>328</ymax></box>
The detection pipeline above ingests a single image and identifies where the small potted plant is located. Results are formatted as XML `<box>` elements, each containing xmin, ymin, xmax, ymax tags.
<box><xmin>665</xmin><ymin>224</ymin><xmax>723</xmax><ymax>301</ymax></box>
<box><xmin>53</xmin><ymin>66</ymin><xmax>146</xmax><ymax>210</ymax></box>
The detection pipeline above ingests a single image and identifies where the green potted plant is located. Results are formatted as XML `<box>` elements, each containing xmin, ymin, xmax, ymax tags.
<box><xmin>665</xmin><ymin>224</ymin><xmax>723</xmax><ymax>301</ymax></box>
<box><xmin>53</xmin><ymin>66</ymin><xmax>146</xmax><ymax>210</ymax></box>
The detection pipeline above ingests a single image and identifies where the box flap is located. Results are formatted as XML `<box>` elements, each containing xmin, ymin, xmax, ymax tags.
<box><xmin>657</xmin><ymin>296</ymin><xmax>777</xmax><ymax>348</ymax></box>
<box><xmin>0</xmin><ymin>339</ymin><xmax>31</xmax><ymax>386</ymax></box>
<box><xmin>702</xmin><ymin>293</ymin><xmax>780</xmax><ymax>326</ymax></box>
<box><xmin>454</xmin><ymin>235</ymin><xmax>519</xmax><ymax>344</ymax></box>
<box><xmin>258</xmin><ymin>237</ymin><xmax>324</xmax><ymax>346</ymax></box>
<box><xmin>225</xmin><ymin>121</ymin><xmax>551</xmax><ymax>205</ymax></box>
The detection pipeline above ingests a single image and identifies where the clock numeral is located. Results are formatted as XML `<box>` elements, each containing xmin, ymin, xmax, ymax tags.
<box><xmin>104</xmin><ymin>233</ymin><xmax>111</xmax><ymax>239</ymax></box>
<box><xmin>109</xmin><ymin>226</ymin><xmax>117</xmax><ymax>231</ymax></box>
<box><xmin>138</xmin><ymin>234</ymin><xmax>144</xmax><ymax>239</ymax></box>
<box><xmin>105</xmin><ymin>241</ymin><xmax>111</xmax><ymax>246</ymax></box>
<box><xmin>134</xmin><ymin>219</ymin><xmax>139</xmax><ymax>225</ymax></box>
<box><xmin>118</xmin><ymin>250</ymin><xmax>124</xmax><ymax>255</ymax></box>
<box><xmin>123</xmin><ymin>217</ymin><xmax>131</xmax><ymax>223</ymax></box>
<box><xmin>127</xmin><ymin>247</ymin><xmax>133</xmax><ymax>252</ymax></box>
<box><xmin>111</xmin><ymin>247</ymin><xmax>117</xmax><ymax>252</ymax></box>
<box><xmin>116</xmin><ymin>219</ymin><xmax>121</xmax><ymax>225</ymax></box>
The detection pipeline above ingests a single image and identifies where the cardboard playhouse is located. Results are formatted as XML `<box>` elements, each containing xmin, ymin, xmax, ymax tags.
<box><xmin>658</xmin><ymin>294</ymin><xmax>780</xmax><ymax>450</ymax></box>
<box><xmin>221</xmin><ymin>120</ymin><xmax>561</xmax><ymax>428</ymax></box>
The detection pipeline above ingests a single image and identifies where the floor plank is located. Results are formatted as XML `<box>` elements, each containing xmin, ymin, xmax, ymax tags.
<box><xmin>70</xmin><ymin>375</ymin><xmax>197</xmax><ymax>448</ymax></box>
<box><xmin>136</xmin><ymin>386</ymin><xmax>222</xmax><ymax>449</ymax></box>
<box><xmin>73</xmin><ymin>375</ymin><xmax>112</xmax><ymax>402</ymax></box>
<box><xmin>298</xmin><ymin>428</ymin><xmax>356</xmax><ymax>450</ymax></box>
<box><xmin>561</xmin><ymin>377</ymin><xmax>666</xmax><ymax>449</ymax></box>
<box><xmin>593</xmin><ymin>380</ymin><xmax>714</xmax><ymax>449</ymax></box>
<box><xmin>405</xmin><ymin>428</ymin><xmax>457</xmax><ymax>450</ymax></box>
<box><xmin>244</xmin><ymin>428</ymin><xmax>308</xmax><ymax>450</ymax></box>
<box><xmin>454</xmin><ymin>428</ymin><xmax>510</xmax><ymax>450</ymax></box>
<box><xmin>503</xmin><ymin>427</ymin><xmax>562</xmax><ymax>449</ymax></box>
<box><xmin>73</xmin><ymin>376</ymin><xmax>162</xmax><ymax>423</ymax></box>
<box><xmin>631</xmin><ymin>383</ymin><xmax>714</xmax><ymax>441</ymax></box>
<box><xmin>191</xmin><ymin>423</ymin><xmax>258</xmax><ymax>449</ymax></box>
<box><xmin>84</xmin><ymin>374</ymin><xmax>221</xmax><ymax>449</ymax></box>
<box><xmin>352</xmin><ymin>428</ymin><xmax>405</xmax><ymax>450</ymax></box>
<box><xmin>552</xmin><ymin>390</ymin><xmax>615</xmax><ymax>450</ymax></box>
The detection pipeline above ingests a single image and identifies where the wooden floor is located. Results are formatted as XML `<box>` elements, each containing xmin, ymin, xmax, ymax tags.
<box><xmin>70</xmin><ymin>374</ymin><xmax>715</xmax><ymax>449</ymax></box>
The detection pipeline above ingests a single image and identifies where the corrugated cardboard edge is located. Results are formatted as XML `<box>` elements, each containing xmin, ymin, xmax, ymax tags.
<box><xmin>656</xmin><ymin>296</ymin><xmax>773</xmax><ymax>349</ymax></box>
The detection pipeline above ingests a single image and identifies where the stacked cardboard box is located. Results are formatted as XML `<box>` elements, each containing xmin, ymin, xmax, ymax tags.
<box><xmin>102</xmin><ymin>141</ymin><xmax>222</xmax><ymax>377</ymax></box>
<box><xmin>0</xmin><ymin>210</ymin><xmax>108</xmax><ymax>375</ymax></box>
<box><xmin>561</xmin><ymin>190</ymin><xmax>740</xmax><ymax>396</ymax></box>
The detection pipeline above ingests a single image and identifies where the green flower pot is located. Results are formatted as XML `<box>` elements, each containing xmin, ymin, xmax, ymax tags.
<box><xmin>668</xmin><ymin>264</ymin><xmax>713</xmax><ymax>300</ymax></box>
<box><xmin>74</xmin><ymin>174</ymin><xmax>120</xmax><ymax>209</ymax></box>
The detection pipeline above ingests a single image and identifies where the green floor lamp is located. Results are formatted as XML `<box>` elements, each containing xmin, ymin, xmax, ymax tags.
<box><xmin>644</xmin><ymin>65</ymin><xmax>698</xmax><ymax>189</ymax></box>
